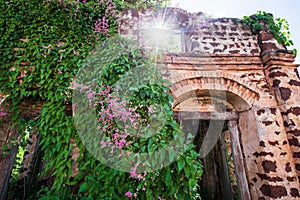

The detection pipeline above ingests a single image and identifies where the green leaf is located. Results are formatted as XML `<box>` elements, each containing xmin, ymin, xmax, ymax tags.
<box><xmin>177</xmin><ymin>158</ymin><xmax>185</xmax><ymax>172</ymax></box>
<box><xmin>79</xmin><ymin>182</ymin><xmax>88</xmax><ymax>193</ymax></box>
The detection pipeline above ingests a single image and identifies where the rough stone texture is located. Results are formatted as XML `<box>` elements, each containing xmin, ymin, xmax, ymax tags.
<box><xmin>161</xmin><ymin>52</ymin><xmax>300</xmax><ymax>199</ymax></box>
<box><xmin>118</xmin><ymin>8</ymin><xmax>261</xmax><ymax>55</ymax></box>
<box><xmin>260</xmin><ymin>184</ymin><xmax>287</xmax><ymax>198</ymax></box>
<box><xmin>262</xmin><ymin>51</ymin><xmax>300</xmax><ymax>182</ymax></box>
<box><xmin>118</xmin><ymin>7</ymin><xmax>300</xmax><ymax>199</ymax></box>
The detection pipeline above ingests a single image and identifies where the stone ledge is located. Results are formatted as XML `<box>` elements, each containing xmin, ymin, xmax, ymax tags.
<box><xmin>261</xmin><ymin>50</ymin><xmax>298</xmax><ymax>67</ymax></box>
<box><xmin>161</xmin><ymin>53</ymin><xmax>263</xmax><ymax>70</ymax></box>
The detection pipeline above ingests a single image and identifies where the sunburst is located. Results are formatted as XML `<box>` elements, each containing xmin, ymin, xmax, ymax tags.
<box><xmin>138</xmin><ymin>7</ymin><xmax>183</xmax><ymax>60</ymax></box>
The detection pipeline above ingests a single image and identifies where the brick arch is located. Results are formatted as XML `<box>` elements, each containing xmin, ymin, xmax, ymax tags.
<box><xmin>170</xmin><ymin>76</ymin><xmax>260</xmax><ymax>110</ymax></box>
<box><xmin>169</xmin><ymin>71</ymin><xmax>262</xmax><ymax>96</ymax></box>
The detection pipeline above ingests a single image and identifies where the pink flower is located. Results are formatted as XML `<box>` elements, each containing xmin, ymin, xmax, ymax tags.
<box><xmin>115</xmin><ymin>139</ymin><xmax>126</xmax><ymax>148</ymax></box>
<box><xmin>125</xmin><ymin>191</ymin><xmax>132</xmax><ymax>198</ymax></box>
<box><xmin>130</xmin><ymin>169</ymin><xmax>137</xmax><ymax>178</ymax></box>
<box><xmin>100</xmin><ymin>141</ymin><xmax>106</xmax><ymax>148</ymax></box>
<box><xmin>129</xmin><ymin>164</ymin><xmax>145</xmax><ymax>180</ymax></box>
<box><xmin>94</xmin><ymin>17</ymin><xmax>109</xmax><ymax>34</ymax></box>
<box><xmin>0</xmin><ymin>112</ymin><xmax>6</xmax><ymax>116</ymax></box>
<box><xmin>0</xmin><ymin>109</ymin><xmax>6</xmax><ymax>116</ymax></box>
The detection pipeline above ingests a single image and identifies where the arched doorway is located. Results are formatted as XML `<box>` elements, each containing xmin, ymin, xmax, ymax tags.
<box><xmin>173</xmin><ymin>90</ymin><xmax>251</xmax><ymax>200</ymax></box>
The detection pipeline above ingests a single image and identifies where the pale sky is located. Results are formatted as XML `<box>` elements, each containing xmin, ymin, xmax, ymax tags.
<box><xmin>170</xmin><ymin>0</ymin><xmax>300</xmax><ymax>63</ymax></box>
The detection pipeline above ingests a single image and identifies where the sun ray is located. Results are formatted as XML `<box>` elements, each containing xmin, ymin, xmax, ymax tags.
<box><xmin>138</xmin><ymin>7</ymin><xmax>183</xmax><ymax>60</ymax></box>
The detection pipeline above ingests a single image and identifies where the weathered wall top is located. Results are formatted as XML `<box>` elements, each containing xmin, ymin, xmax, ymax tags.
<box><xmin>118</xmin><ymin>7</ymin><xmax>285</xmax><ymax>55</ymax></box>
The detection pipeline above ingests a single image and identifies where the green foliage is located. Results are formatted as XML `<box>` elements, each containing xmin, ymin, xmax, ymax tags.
<box><xmin>72</xmin><ymin>36</ymin><xmax>203</xmax><ymax>199</ymax></box>
<box><xmin>1</xmin><ymin>0</ymin><xmax>202</xmax><ymax>199</ymax></box>
<box><xmin>10</xmin><ymin>131</ymin><xmax>29</xmax><ymax>182</ymax></box>
<box><xmin>0</xmin><ymin>135</ymin><xmax>21</xmax><ymax>159</ymax></box>
<box><xmin>1</xmin><ymin>0</ymin><xmax>116</xmax><ymax>198</ymax></box>
<box><xmin>242</xmin><ymin>11</ymin><xmax>297</xmax><ymax>55</ymax></box>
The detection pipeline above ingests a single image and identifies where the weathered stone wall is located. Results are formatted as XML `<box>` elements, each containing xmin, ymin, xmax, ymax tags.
<box><xmin>162</xmin><ymin>53</ymin><xmax>300</xmax><ymax>199</ymax></box>
<box><xmin>118</xmin><ymin>7</ymin><xmax>300</xmax><ymax>199</ymax></box>
<box><xmin>262</xmin><ymin>51</ymin><xmax>300</xmax><ymax>182</ymax></box>
<box><xmin>118</xmin><ymin>7</ymin><xmax>284</xmax><ymax>55</ymax></box>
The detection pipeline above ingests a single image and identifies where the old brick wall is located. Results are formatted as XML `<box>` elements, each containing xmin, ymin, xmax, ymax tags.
<box><xmin>118</xmin><ymin>7</ymin><xmax>283</xmax><ymax>55</ymax></box>
<box><xmin>262</xmin><ymin>51</ymin><xmax>300</xmax><ymax>182</ymax></box>
<box><xmin>118</xmin><ymin>7</ymin><xmax>300</xmax><ymax>199</ymax></box>
<box><xmin>162</xmin><ymin>53</ymin><xmax>300</xmax><ymax>199</ymax></box>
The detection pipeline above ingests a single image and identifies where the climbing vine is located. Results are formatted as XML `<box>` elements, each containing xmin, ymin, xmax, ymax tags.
<box><xmin>242</xmin><ymin>11</ymin><xmax>297</xmax><ymax>55</ymax></box>
<box><xmin>1</xmin><ymin>0</ymin><xmax>202</xmax><ymax>199</ymax></box>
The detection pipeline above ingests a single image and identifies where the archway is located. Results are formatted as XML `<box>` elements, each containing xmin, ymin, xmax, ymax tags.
<box><xmin>173</xmin><ymin>89</ymin><xmax>252</xmax><ymax>199</ymax></box>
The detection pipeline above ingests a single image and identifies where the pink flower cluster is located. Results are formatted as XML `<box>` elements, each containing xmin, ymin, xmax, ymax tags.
<box><xmin>73</xmin><ymin>83</ymin><xmax>140</xmax><ymax>151</ymax></box>
<box><xmin>129</xmin><ymin>163</ymin><xmax>147</xmax><ymax>180</ymax></box>
<box><xmin>125</xmin><ymin>191</ymin><xmax>137</xmax><ymax>199</ymax></box>
<box><xmin>0</xmin><ymin>108</ymin><xmax>6</xmax><ymax>117</ymax></box>
<box><xmin>94</xmin><ymin>0</ymin><xmax>116</xmax><ymax>35</ymax></box>
<box><xmin>46</xmin><ymin>0</ymin><xmax>116</xmax><ymax>35</ymax></box>
<box><xmin>94</xmin><ymin>17</ymin><xmax>110</xmax><ymax>35</ymax></box>
<box><xmin>125</xmin><ymin>191</ymin><xmax>132</xmax><ymax>198</ymax></box>
<box><xmin>73</xmin><ymin>83</ymin><xmax>159</xmax><ymax>199</ymax></box>
<box><xmin>0</xmin><ymin>111</ymin><xmax>6</xmax><ymax>117</ymax></box>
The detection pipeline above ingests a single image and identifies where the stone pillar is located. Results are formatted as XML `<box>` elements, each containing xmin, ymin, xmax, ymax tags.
<box><xmin>262</xmin><ymin>51</ymin><xmax>300</xmax><ymax>180</ymax></box>
<box><xmin>0</xmin><ymin>104</ymin><xmax>18</xmax><ymax>199</ymax></box>
<box><xmin>239</xmin><ymin>98</ymin><xmax>300</xmax><ymax>198</ymax></box>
